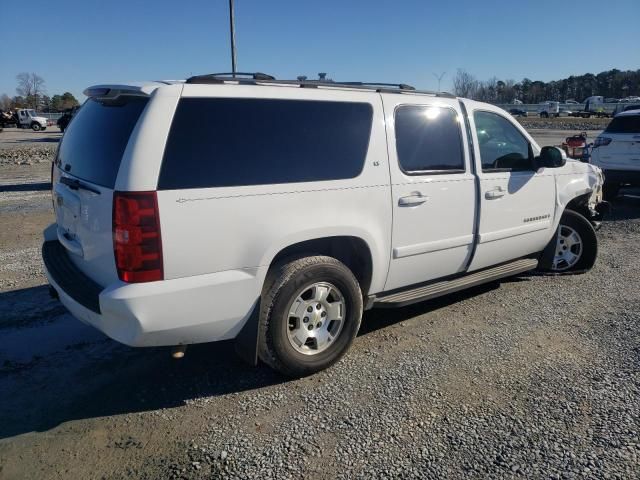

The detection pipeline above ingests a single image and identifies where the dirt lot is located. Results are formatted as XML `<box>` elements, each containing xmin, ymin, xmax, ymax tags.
<box><xmin>0</xmin><ymin>127</ymin><xmax>638</xmax><ymax>479</ymax></box>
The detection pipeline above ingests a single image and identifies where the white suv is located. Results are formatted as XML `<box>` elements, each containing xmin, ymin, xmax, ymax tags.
<box><xmin>590</xmin><ymin>109</ymin><xmax>640</xmax><ymax>199</ymax></box>
<box><xmin>43</xmin><ymin>74</ymin><xmax>606</xmax><ymax>376</ymax></box>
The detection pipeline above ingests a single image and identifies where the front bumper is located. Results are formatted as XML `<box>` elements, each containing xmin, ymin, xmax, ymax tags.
<box><xmin>42</xmin><ymin>239</ymin><xmax>264</xmax><ymax>347</ymax></box>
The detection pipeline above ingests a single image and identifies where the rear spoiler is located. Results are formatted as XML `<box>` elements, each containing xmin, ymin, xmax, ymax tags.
<box><xmin>83</xmin><ymin>81</ymin><xmax>179</xmax><ymax>100</ymax></box>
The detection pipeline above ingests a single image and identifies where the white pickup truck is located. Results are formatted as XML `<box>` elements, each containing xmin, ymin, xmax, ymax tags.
<box><xmin>16</xmin><ymin>108</ymin><xmax>49</xmax><ymax>131</ymax></box>
<box><xmin>42</xmin><ymin>74</ymin><xmax>608</xmax><ymax>376</ymax></box>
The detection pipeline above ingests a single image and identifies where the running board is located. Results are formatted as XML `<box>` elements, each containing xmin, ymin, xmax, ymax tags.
<box><xmin>375</xmin><ymin>258</ymin><xmax>538</xmax><ymax>308</ymax></box>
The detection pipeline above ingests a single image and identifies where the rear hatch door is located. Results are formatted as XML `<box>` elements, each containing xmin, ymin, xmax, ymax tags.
<box><xmin>53</xmin><ymin>94</ymin><xmax>149</xmax><ymax>286</ymax></box>
<box><xmin>596</xmin><ymin>114</ymin><xmax>640</xmax><ymax>169</ymax></box>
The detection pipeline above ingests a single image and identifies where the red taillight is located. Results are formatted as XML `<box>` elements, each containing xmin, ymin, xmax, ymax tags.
<box><xmin>113</xmin><ymin>191</ymin><xmax>163</xmax><ymax>283</ymax></box>
<box><xmin>593</xmin><ymin>137</ymin><xmax>612</xmax><ymax>148</ymax></box>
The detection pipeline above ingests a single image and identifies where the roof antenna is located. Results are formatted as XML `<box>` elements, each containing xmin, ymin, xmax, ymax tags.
<box><xmin>229</xmin><ymin>0</ymin><xmax>237</xmax><ymax>77</ymax></box>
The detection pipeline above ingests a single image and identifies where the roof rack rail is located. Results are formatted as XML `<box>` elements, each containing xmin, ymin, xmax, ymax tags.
<box><xmin>184</xmin><ymin>74</ymin><xmax>455</xmax><ymax>98</ymax></box>
<box><xmin>186</xmin><ymin>72</ymin><xmax>275</xmax><ymax>84</ymax></box>
<box><xmin>339</xmin><ymin>82</ymin><xmax>416</xmax><ymax>90</ymax></box>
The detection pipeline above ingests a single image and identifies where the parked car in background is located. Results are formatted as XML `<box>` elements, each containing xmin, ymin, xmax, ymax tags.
<box><xmin>565</xmin><ymin>99</ymin><xmax>579</xmax><ymax>104</ymax></box>
<box><xmin>612</xmin><ymin>103</ymin><xmax>640</xmax><ymax>117</ymax></box>
<box><xmin>537</xmin><ymin>101</ymin><xmax>573</xmax><ymax>118</ymax></box>
<box><xmin>590</xmin><ymin>109</ymin><xmax>640</xmax><ymax>199</ymax></box>
<box><xmin>538</xmin><ymin>101</ymin><xmax>560</xmax><ymax>118</ymax></box>
<box><xmin>15</xmin><ymin>109</ymin><xmax>48</xmax><ymax>131</ymax></box>
<box><xmin>43</xmin><ymin>74</ymin><xmax>606</xmax><ymax>376</ymax></box>
<box><xmin>57</xmin><ymin>106</ymin><xmax>80</xmax><ymax>133</ymax></box>
<box><xmin>508</xmin><ymin>108</ymin><xmax>527</xmax><ymax>117</ymax></box>
<box><xmin>570</xmin><ymin>96</ymin><xmax>610</xmax><ymax>118</ymax></box>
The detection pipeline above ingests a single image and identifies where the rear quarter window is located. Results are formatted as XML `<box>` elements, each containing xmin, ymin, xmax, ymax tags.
<box><xmin>56</xmin><ymin>96</ymin><xmax>148</xmax><ymax>188</ymax></box>
<box><xmin>606</xmin><ymin>115</ymin><xmax>640</xmax><ymax>134</ymax></box>
<box><xmin>158</xmin><ymin>98</ymin><xmax>373</xmax><ymax>190</ymax></box>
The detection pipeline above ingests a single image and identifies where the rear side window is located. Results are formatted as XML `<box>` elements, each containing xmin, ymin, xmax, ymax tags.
<box><xmin>394</xmin><ymin>105</ymin><xmax>465</xmax><ymax>173</ymax></box>
<box><xmin>606</xmin><ymin>115</ymin><xmax>640</xmax><ymax>133</ymax></box>
<box><xmin>158</xmin><ymin>98</ymin><xmax>373</xmax><ymax>190</ymax></box>
<box><xmin>56</xmin><ymin>96</ymin><xmax>148</xmax><ymax>188</ymax></box>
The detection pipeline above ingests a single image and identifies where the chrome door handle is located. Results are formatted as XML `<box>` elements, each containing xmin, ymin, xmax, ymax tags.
<box><xmin>485</xmin><ymin>188</ymin><xmax>505</xmax><ymax>200</ymax></box>
<box><xmin>398</xmin><ymin>194</ymin><xmax>428</xmax><ymax>206</ymax></box>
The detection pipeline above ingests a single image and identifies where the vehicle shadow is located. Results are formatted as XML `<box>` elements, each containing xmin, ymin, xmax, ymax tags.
<box><xmin>0</xmin><ymin>182</ymin><xmax>51</xmax><ymax>192</ymax></box>
<box><xmin>0</xmin><ymin>277</ymin><xmax>527</xmax><ymax>439</ymax></box>
<box><xmin>604</xmin><ymin>189</ymin><xmax>640</xmax><ymax>222</ymax></box>
<box><xmin>359</xmin><ymin>281</ymin><xmax>502</xmax><ymax>335</ymax></box>
<box><xmin>14</xmin><ymin>136</ymin><xmax>60</xmax><ymax>144</ymax></box>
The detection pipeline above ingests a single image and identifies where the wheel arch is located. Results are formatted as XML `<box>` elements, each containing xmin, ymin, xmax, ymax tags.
<box><xmin>564</xmin><ymin>192</ymin><xmax>593</xmax><ymax>221</ymax></box>
<box><xmin>267</xmin><ymin>235</ymin><xmax>375</xmax><ymax>296</ymax></box>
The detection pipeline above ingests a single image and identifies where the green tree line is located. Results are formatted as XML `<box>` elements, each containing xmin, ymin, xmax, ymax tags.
<box><xmin>453</xmin><ymin>68</ymin><xmax>640</xmax><ymax>104</ymax></box>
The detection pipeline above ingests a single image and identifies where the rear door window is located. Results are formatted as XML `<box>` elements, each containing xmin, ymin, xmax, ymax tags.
<box><xmin>158</xmin><ymin>98</ymin><xmax>373</xmax><ymax>190</ymax></box>
<box><xmin>606</xmin><ymin>115</ymin><xmax>640</xmax><ymax>134</ymax></box>
<box><xmin>394</xmin><ymin>105</ymin><xmax>465</xmax><ymax>174</ymax></box>
<box><xmin>56</xmin><ymin>96</ymin><xmax>148</xmax><ymax>188</ymax></box>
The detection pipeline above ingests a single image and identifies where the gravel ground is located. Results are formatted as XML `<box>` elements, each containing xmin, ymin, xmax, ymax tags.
<box><xmin>0</xmin><ymin>127</ymin><xmax>638</xmax><ymax>479</ymax></box>
<box><xmin>169</xmin><ymin>209</ymin><xmax>640</xmax><ymax>479</ymax></box>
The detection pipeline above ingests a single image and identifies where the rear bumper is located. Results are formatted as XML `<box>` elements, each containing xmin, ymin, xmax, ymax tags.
<box><xmin>43</xmin><ymin>239</ymin><xmax>265</xmax><ymax>347</ymax></box>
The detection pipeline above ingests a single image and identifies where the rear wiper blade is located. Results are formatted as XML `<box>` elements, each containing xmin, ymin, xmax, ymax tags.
<box><xmin>60</xmin><ymin>176</ymin><xmax>101</xmax><ymax>195</ymax></box>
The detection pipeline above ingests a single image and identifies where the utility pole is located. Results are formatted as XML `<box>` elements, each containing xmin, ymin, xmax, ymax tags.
<box><xmin>229</xmin><ymin>0</ymin><xmax>237</xmax><ymax>76</ymax></box>
<box><xmin>433</xmin><ymin>71</ymin><xmax>446</xmax><ymax>92</ymax></box>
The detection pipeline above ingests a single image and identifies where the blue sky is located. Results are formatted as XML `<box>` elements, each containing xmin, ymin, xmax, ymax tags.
<box><xmin>1</xmin><ymin>0</ymin><xmax>638</xmax><ymax>101</ymax></box>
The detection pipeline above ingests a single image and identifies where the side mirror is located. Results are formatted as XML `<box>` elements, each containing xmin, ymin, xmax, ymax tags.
<box><xmin>535</xmin><ymin>146</ymin><xmax>566</xmax><ymax>168</ymax></box>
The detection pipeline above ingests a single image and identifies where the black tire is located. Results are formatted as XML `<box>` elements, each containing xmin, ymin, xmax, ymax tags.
<box><xmin>540</xmin><ymin>112</ymin><xmax>549</xmax><ymax>118</ymax></box>
<box><xmin>602</xmin><ymin>183</ymin><xmax>620</xmax><ymax>201</ymax></box>
<box><xmin>31</xmin><ymin>122</ymin><xmax>41</xmax><ymax>131</ymax></box>
<box><xmin>541</xmin><ymin>210</ymin><xmax>597</xmax><ymax>273</ymax></box>
<box><xmin>258</xmin><ymin>256</ymin><xmax>363</xmax><ymax>377</ymax></box>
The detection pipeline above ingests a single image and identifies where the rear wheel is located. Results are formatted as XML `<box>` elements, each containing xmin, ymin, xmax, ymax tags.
<box><xmin>258</xmin><ymin>256</ymin><xmax>363</xmax><ymax>377</ymax></box>
<box><xmin>543</xmin><ymin>210</ymin><xmax>597</xmax><ymax>273</ymax></box>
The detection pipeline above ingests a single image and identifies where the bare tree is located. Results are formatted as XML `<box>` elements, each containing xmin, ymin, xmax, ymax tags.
<box><xmin>452</xmin><ymin>69</ymin><xmax>478</xmax><ymax>99</ymax></box>
<box><xmin>16</xmin><ymin>72</ymin><xmax>46</xmax><ymax>109</ymax></box>
<box><xmin>0</xmin><ymin>93</ymin><xmax>11</xmax><ymax>111</ymax></box>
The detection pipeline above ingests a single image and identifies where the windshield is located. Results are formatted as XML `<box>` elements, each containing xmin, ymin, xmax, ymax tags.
<box><xmin>56</xmin><ymin>96</ymin><xmax>148</xmax><ymax>188</ymax></box>
<box><xmin>26</xmin><ymin>109</ymin><xmax>37</xmax><ymax>117</ymax></box>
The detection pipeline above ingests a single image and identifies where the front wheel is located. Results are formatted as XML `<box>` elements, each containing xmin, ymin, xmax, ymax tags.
<box><xmin>31</xmin><ymin>122</ymin><xmax>41</xmax><ymax>131</ymax></box>
<box><xmin>258</xmin><ymin>256</ymin><xmax>363</xmax><ymax>377</ymax></box>
<box><xmin>542</xmin><ymin>210</ymin><xmax>597</xmax><ymax>273</ymax></box>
